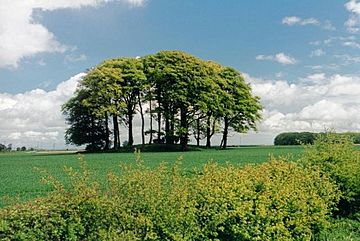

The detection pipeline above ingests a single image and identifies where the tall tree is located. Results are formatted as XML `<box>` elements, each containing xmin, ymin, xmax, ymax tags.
<box><xmin>81</xmin><ymin>66</ymin><xmax>123</xmax><ymax>150</ymax></box>
<box><xmin>101</xmin><ymin>58</ymin><xmax>146</xmax><ymax>147</ymax></box>
<box><xmin>144</xmin><ymin>51</ymin><xmax>218</xmax><ymax>150</ymax></box>
<box><xmin>218</xmin><ymin>67</ymin><xmax>262</xmax><ymax>149</ymax></box>
<box><xmin>62</xmin><ymin>89</ymin><xmax>108</xmax><ymax>151</ymax></box>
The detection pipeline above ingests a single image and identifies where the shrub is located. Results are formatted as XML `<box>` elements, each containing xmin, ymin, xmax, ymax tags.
<box><xmin>0</xmin><ymin>155</ymin><xmax>340</xmax><ymax>240</ymax></box>
<box><xmin>193</xmin><ymin>158</ymin><xmax>339</xmax><ymax>240</ymax></box>
<box><xmin>300</xmin><ymin>132</ymin><xmax>360</xmax><ymax>216</ymax></box>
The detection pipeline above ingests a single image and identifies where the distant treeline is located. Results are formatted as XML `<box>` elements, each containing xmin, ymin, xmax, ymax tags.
<box><xmin>274</xmin><ymin>132</ymin><xmax>360</xmax><ymax>145</ymax></box>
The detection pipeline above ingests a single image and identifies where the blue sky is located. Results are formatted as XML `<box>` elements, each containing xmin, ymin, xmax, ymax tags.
<box><xmin>1</xmin><ymin>0</ymin><xmax>354</xmax><ymax>92</ymax></box>
<box><xmin>1</xmin><ymin>0</ymin><xmax>360</xmax><ymax>148</ymax></box>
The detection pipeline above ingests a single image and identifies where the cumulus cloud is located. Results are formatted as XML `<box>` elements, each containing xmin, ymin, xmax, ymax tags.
<box><xmin>0</xmin><ymin>0</ymin><xmax>146</xmax><ymax>68</ymax></box>
<box><xmin>345</xmin><ymin>0</ymin><xmax>360</xmax><ymax>33</ymax></box>
<box><xmin>0</xmin><ymin>73</ymin><xmax>85</xmax><ymax>149</ymax></box>
<box><xmin>2</xmin><ymin>71</ymin><xmax>360</xmax><ymax>148</ymax></box>
<box><xmin>245</xmin><ymin>73</ymin><xmax>360</xmax><ymax>133</ymax></box>
<box><xmin>256</xmin><ymin>52</ymin><xmax>297</xmax><ymax>65</ymax></box>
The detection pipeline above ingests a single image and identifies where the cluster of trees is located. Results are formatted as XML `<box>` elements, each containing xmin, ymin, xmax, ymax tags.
<box><xmin>274</xmin><ymin>132</ymin><xmax>360</xmax><ymax>145</ymax></box>
<box><xmin>0</xmin><ymin>143</ymin><xmax>12</xmax><ymax>152</ymax></box>
<box><xmin>62</xmin><ymin>51</ymin><xmax>262</xmax><ymax>151</ymax></box>
<box><xmin>274</xmin><ymin>132</ymin><xmax>317</xmax><ymax>145</ymax></box>
<box><xmin>0</xmin><ymin>143</ymin><xmax>28</xmax><ymax>152</ymax></box>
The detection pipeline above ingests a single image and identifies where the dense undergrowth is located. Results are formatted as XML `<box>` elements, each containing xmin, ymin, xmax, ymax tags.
<box><xmin>0</xmin><ymin>133</ymin><xmax>359</xmax><ymax>240</ymax></box>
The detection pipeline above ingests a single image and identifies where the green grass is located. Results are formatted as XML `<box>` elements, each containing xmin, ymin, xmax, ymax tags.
<box><xmin>317</xmin><ymin>218</ymin><xmax>360</xmax><ymax>241</ymax></box>
<box><xmin>0</xmin><ymin>146</ymin><xmax>303</xmax><ymax>208</ymax></box>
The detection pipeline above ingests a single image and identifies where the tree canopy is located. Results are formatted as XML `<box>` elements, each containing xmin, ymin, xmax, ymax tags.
<box><xmin>274</xmin><ymin>132</ymin><xmax>360</xmax><ymax>145</ymax></box>
<box><xmin>62</xmin><ymin>50</ymin><xmax>262</xmax><ymax>151</ymax></box>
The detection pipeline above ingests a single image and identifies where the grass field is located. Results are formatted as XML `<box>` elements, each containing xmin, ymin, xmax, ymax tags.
<box><xmin>0</xmin><ymin>146</ymin><xmax>303</xmax><ymax>208</ymax></box>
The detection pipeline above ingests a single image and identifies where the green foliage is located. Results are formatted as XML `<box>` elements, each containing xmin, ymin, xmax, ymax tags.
<box><xmin>63</xmin><ymin>50</ymin><xmax>262</xmax><ymax>151</ymax></box>
<box><xmin>316</xmin><ymin>216</ymin><xmax>360</xmax><ymax>241</ymax></box>
<box><xmin>0</xmin><ymin>154</ymin><xmax>339</xmax><ymax>240</ymax></box>
<box><xmin>61</xmin><ymin>89</ymin><xmax>108</xmax><ymax>151</ymax></box>
<box><xmin>300</xmin><ymin>132</ymin><xmax>360</xmax><ymax>215</ymax></box>
<box><xmin>0</xmin><ymin>143</ymin><xmax>6</xmax><ymax>152</ymax></box>
<box><xmin>274</xmin><ymin>132</ymin><xmax>360</xmax><ymax>145</ymax></box>
<box><xmin>274</xmin><ymin>132</ymin><xmax>317</xmax><ymax>145</ymax></box>
<box><xmin>193</xmin><ymin>158</ymin><xmax>339</xmax><ymax>240</ymax></box>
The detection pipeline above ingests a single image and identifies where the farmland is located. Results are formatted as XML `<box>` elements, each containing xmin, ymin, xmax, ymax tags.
<box><xmin>0</xmin><ymin>146</ymin><xmax>303</xmax><ymax>208</ymax></box>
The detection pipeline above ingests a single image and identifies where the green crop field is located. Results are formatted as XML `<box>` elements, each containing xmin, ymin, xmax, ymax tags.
<box><xmin>0</xmin><ymin>146</ymin><xmax>303</xmax><ymax>208</ymax></box>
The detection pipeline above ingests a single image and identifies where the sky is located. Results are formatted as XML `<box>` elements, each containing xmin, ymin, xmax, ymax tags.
<box><xmin>1</xmin><ymin>0</ymin><xmax>360</xmax><ymax>149</ymax></box>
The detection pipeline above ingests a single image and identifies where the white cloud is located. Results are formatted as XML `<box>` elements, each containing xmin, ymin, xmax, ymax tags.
<box><xmin>2</xmin><ymin>71</ymin><xmax>360</xmax><ymax>148</ymax></box>
<box><xmin>65</xmin><ymin>54</ymin><xmax>88</xmax><ymax>63</ymax></box>
<box><xmin>334</xmin><ymin>54</ymin><xmax>360</xmax><ymax>65</ymax></box>
<box><xmin>0</xmin><ymin>0</ymin><xmax>145</xmax><ymax>68</ymax></box>
<box><xmin>323</xmin><ymin>20</ymin><xmax>336</xmax><ymax>31</ymax></box>
<box><xmin>310</xmin><ymin>49</ymin><xmax>325</xmax><ymax>57</ymax></box>
<box><xmin>343</xmin><ymin>41</ymin><xmax>360</xmax><ymax>48</ymax></box>
<box><xmin>275</xmin><ymin>72</ymin><xmax>284</xmax><ymax>78</ymax></box>
<box><xmin>345</xmin><ymin>0</ymin><xmax>360</xmax><ymax>32</ymax></box>
<box><xmin>309</xmin><ymin>41</ymin><xmax>321</xmax><ymax>46</ymax></box>
<box><xmin>256</xmin><ymin>52</ymin><xmax>297</xmax><ymax>65</ymax></box>
<box><xmin>0</xmin><ymin>73</ymin><xmax>85</xmax><ymax>148</ymax></box>
<box><xmin>282</xmin><ymin>16</ymin><xmax>319</xmax><ymax>26</ymax></box>
<box><xmin>282</xmin><ymin>16</ymin><xmax>335</xmax><ymax>30</ymax></box>
<box><xmin>346</xmin><ymin>0</ymin><xmax>360</xmax><ymax>14</ymax></box>
<box><xmin>246</xmin><ymin>73</ymin><xmax>360</xmax><ymax>133</ymax></box>
<box><xmin>306</xmin><ymin>73</ymin><xmax>326</xmax><ymax>82</ymax></box>
<box><xmin>275</xmin><ymin>53</ymin><xmax>297</xmax><ymax>65</ymax></box>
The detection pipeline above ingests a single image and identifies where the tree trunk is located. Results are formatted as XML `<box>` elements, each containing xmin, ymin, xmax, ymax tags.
<box><xmin>113</xmin><ymin>115</ymin><xmax>120</xmax><ymax>150</ymax></box>
<box><xmin>222</xmin><ymin>116</ymin><xmax>229</xmax><ymax>149</ymax></box>
<box><xmin>170</xmin><ymin>114</ymin><xmax>175</xmax><ymax>144</ymax></box>
<box><xmin>104</xmin><ymin>112</ymin><xmax>110</xmax><ymax>150</ymax></box>
<box><xmin>206</xmin><ymin>115</ymin><xmax>211</xmax><ymax>148</ymax></box>
<box><xmin>149</xmin><ymin>98</ymin><xmax>153</xmax><ymax>144</ymax></box>
<box><xmin>138</xmin><ymin>95</ymin><xmax>145</xmax><ymax>147</ymax></box>
<box><xmin>196</xmin><ymin>117</ymin><xmax>200</xmax><ymax>147</ymax></box>
<box><xmin>157</xmin><ymin>107</ymin><xmax>162</xmax><ymax>141</ymax></box>
<box><xmin>165</xmin><ymin>116</ymin><xmax>170</xmax><ymax>144</ymax></box>
<box><xmin>128</xmin><ymin>106</ymin><xmax>134</xmax><ymax>147</ymax></box>
<box><xmin>90</xmin><ymin>115</ymin><xmax>95</xmax><ymax>148</ymax></box>
<box><xmin>180</xmin><ymin>106</ymin><xmax>188</xmax><ymax>151</ymax></box>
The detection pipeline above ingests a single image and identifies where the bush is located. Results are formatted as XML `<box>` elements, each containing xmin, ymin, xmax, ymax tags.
<box><xmin>300</xmin><ymin>132</ymin><xmax>360</xmax><ymax>216</ymax></box>
<box><xmin>193</xmin><ymin>158</ymin><xmax>339</xmax><ymax>240</ymax></box>
<box><xmin>0</xmin><ymin>154</ymin><xmax>340</xmax><ymax>240</ymax></box>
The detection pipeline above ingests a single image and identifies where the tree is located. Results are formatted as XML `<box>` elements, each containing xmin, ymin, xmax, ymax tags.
<box><xmin>62</xmin><ymin>89</ymin><xmax>108</xmax><ymax>151</ymax></box>
<box><xmin>0</xmin><ymin>143</ymin><xmax>6</xmax><ymax>152</ymax></box>
<box><xmin>81</xmin><ymin>66</ymin><xmax>123</xmax><ymax>150</ymax></box>
<box><xmin>144</xmin><ymin>51</ymin><xmax>219</xmax><ymax>150</ymax></box>
<box><xmin>63</xmin><ymin>51</ymin><xmax>263</xmax><ymax>151</ymax></box>
<box><xmin>218</xmin><ymin>67</ymin><xmax>262</xmax><ymax>149</ymax></box>
<box><xmin>99</xmin><ymin>58</ymin><xmax>147</xmax><ymax>147</ymax></box>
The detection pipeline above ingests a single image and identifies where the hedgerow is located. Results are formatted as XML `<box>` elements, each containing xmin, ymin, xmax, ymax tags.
<box><xmin>0</xmin><ymin>151</ymin><xmax>340</xmax><ymax>241</ymax></box>
<box><xmin>300</xmin><ymin>132</ymin><xmax>360</xmax><ymax>216</ymax></box>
